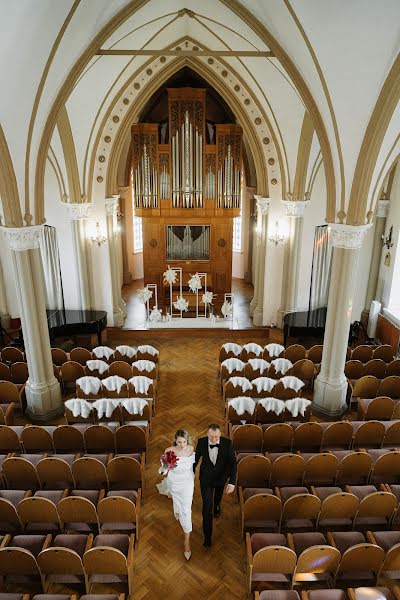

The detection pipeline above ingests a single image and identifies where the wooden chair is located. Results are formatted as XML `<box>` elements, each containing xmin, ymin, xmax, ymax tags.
<box><xmin>0</xmin><ymin>495</ymin><xmax>24</xmax><ymax>533</ymax></box>
<box><xmin>98</xmin><ymin>495</ymin><xmax>139</xmax><ymax>537</ymax></box>
<box><xmin>91</xmin><ymin>399</ymin><xmax>122</xmax><ymax>425</ymax></box>
<box><xmin>0</xmin><ymin>424</ymin><xmax>23</xmax><ymax>452</ymax></box>
<box><xmin>76</xmin><ymin>376</ymin><xmax>103</xmax><ymax>400</ymax></box>
<box><xmin>109</xmin><ymin>361</ymin><xmax>133</xmax><ymax>379</ymax></box>
<box><xmin>334</xmin><ymin>544</ymin><xmax>385</xmax><ymax>586</ymax></box>
<box><xmin>363</xmin><ymin>359</ymin><xmax>387</xmax><ymax>379</ymax></box>
<box><xmin>57</xmin><ymin>494</ymin><xmax>100</xmax><ymax>533</ymax></box>
<box><xmin>378</xmin><ymin>376</ymin><xmax>400</xmax><ymax>399</ymax></box>
<box><xmin>386</xmin><ymin>360</ymin><xmax>400</xmax><ymax>377</ymax></box>
<box><xmin>0</xmin><ymin>362</ymin><xmax>12</xmax><ymax>380</ymax></box>
<box><xmin>18</xmin><ymin>496</ymin><xmax>62</xmax><ymax>533</ymax></box>
<box><xmin>0</xmin><ymin>546</ymin><xmax>44</xmax><ymax>592</ymax></box>
<box><xmin>251</xmin><ymin>376</ymin><xmax>277</xmax><ymax>399</ymax></box>
<box><xmin>2</xmin><ymin>455</ymin><xmax>41</xmax><ymax>490</ymax></box>
<box><xmin>226</xmin><ymin>399</ymin><xmax>255</xmax><ymax>426</ymax></box>
<box><xmin>270</xmin><ymin>454</ymin><xmax>305</xmax><ymax>487</ymax></box>
<box><xmin>219</xmin><ymin>343</ymin><xmax>242</xmax><ymax>362</ymax></box>
<box><xmin>383</xmin><ymin>421</ymin><xmax>400</xmax><ymax>447</ymax></box>
<box><xmin>223</xmin><ymin>377</ymin><xmax>253</xmax><ymax>401</ymax></box>
<box><xmin>302</xmin><ymin>453</ymin><xmax>339</xmax><ymax>487</ymax></box>
<box><xmin>351</xmin><ymin>376</ymin><xmax>380</xmax><ymax>408</ymax></box>
<box><xmin>292</xmin><ymin>422</ymin><xmax>323</xmax><ymax>452</ymax></box>
<box><xmin>373</xmin><ymin>344</ymin><xmax>394</xmax><ymax>363</ymax></box>
<box><xmin>107</xmin><ymin>455</ymin><xmax>143</xmax><ymax>492</ymax></box>
<box><xmin>115</xmin><ymin>424</ymin><xmax>147</xmax><ymax>454</ymax></box>
<box><xmin>284</xmin><ymin>344</ymin><xmax>307</xmax><ymax>363</ymax></box>
<box><xmin>352</xmin><ymin>491</ymin><xmax>397</xmax><ymax>531</ymax></box>
<box><xmin>84</xmin><ymin>424</ymin><xmax>116</xmax><ymax>453</ymax></box>
<box><xmin>53</xmin><ymin>424</ymin><xmax>86</xmax><ymax>452</ymax></box>
<box><xmin>0</xmin><ymin>381</ymin><xmax>22</xmax><ymax>411</ymax></box>
<box><xmin>269</xmin><ymin>359</ymin><xmax>293</xmax><ymax>379</ymax></box>
<box><xmin>220</xmin><ymin>358</ymin><xmax>246</xmax><ymax>382</ymax></box>
<box><xmin>136</xmin><ymin>344</ymin><xmax>159</xmax><ymax>363</ymax></box>
<box><xmin>293</xmin><ymin>544</ymin><xmax>340</xmax><ymax>586</ymax></box>
<box><xmin>10</xmin><ymin>362</ymin><xmax>29</xmax><ymax>386</ymax></box>
<box><xmin>316</xmin><ymin>491</ymin><xmax>359</xmax><ymax>531</ymax></box>
<box><xmin>37</xmin><ymin>543</ymin><xmax>88</xmax><ymax>593</ymax></box>
<box><xmin>0</xmin><ymin>346</ymin><xmax>24</xmax><ymax>364</ymax></box>
<box><xmin>370</xmin><ymin>451</ymin><xmax>400</xmax><ymax>485</ymax></box>
<box><xmin>64</xmin><ymin>399</ymin><xmax>95</xmax><ymax>425</ymax></box>
<box><xmin>280</xmin><ymin>493</ymin><xmax>321</xmax><ymax>533</ymax></box>
<box><xmin>60</xmin><ymin>361</ymin><xmax>85</xmax><ymax>392</ymax></box>
<box><xmin>72</xmin><ymin>456</ymin><xmax>109</xmax><ymax>490</ymax></box>
<box><xmin>92</xmin><ymin>346</ymin><xmax>115</xmax><ymax>363</ymax></box>
<box><xmin>378</xmin><ymin>542</ymin><xmax>400</xmax><ymax>583</ymax></box>
<box><xmin>352</xmin><ymin>345</ymin><xmax>374</xmax><ymax>363</ymax></box>
<box><xmin>254</xmin><ymin>399</ymin><xmax>285</xmax><ymax>425</ymax></box>
<box><xmin>114</xmin><ymin>346</ymin><xmax>137</xmax><ymax>364</ymax></box>
<box><xmin>273</xmin><ymin>380</ymin><xmax>301</xmax><ymax>400</ymax></box>
<box><xmin>353</xmin><ymin>421</ymin><xmax>386</xmax><ymax>449</ymax></box>
<box><xmin>245</xmin><ymin>537</ymin><xmax>296</xmax><ymax>594</ymax></box>
<box><xmin>335</xmin><ymin>452</ymin><xmax>372</xmax><ymax>486</ymax></box>
<box><xmin>236</xmin><ymin>455</ymin><xmax>272</xmax><ymax>489</ymax></box>
<box><xmin>289</xmin><ymin>359</ymin><xmax>315</xmax><ymax>389</ymax></box>
<box><xmin>101</xmin><ymin>376</ymin><xmax>128</xmax><ymax>399</ymax></box>
<box><xmin>127</xmin><ymin>375</ymin><xmax>155</xmax><ymax>399</ymax></box>
<box><xmin>263</xmin><ymin>423</ymin><xmax>293</xmax><ymax>452</ymax></box>
<box><xmin>37</xmin><ymin>456</ymin><xmax>75</xmax><ymax>490</ymax></box>
<box><xmin>358</xmin><ymin>396</ymin><xmax>395</xmax><ymax>421</ymax></box>
<box><xmin>240</xmin><ymin>491</ymin><xmax>282</xmax><ymax>535</ymax></box>
<box><xmin>241</xmin><ymin>343</ymin><xmax>264</xmax><ymax>361</ymax></box>
<box><xmin>0</xmin><ymin>400</ymin><xmax>14</xmax><ymax>425</ymax></box>
<box><xmin>51</xmin><ymin>347</ymin><xmax>69</xmax><ymax>366</ymax></box>
<box><xmin>321</xmin><ymin>421</ymin><xmax>354</xmax><ymax>450</ymax></box>
<box><xmin>84</xmin><ymin>361</ymin><xmax>110</xmax><ymax>380</ymax></box>
<box><xmin>120</xmin><ymin>399</ymin><xmax>152</xmax><ymax>438</ymax></box>
<box><xmin>345</xmin><ymin>360</ymin><xmax>364</xmax><ymax>381</ymax></box>
<box><xmin>70</xmin><ymin>347</ymin><xmax>92</xmax><ymax>365</ymax></box>
<box><xmin>131</xmin><ymin>359</ymin><xmax>157</xmax><ymax>379</ymax></box>
<box><xmin>21</xmin><ymin>425</ymin><xmax>55</xmax><ymax>453</ymax></box>
<box><xmin>307</xmin><ymin>345</ymin><xmax>323</xmax><ymax>364</ymax></box>
<box><xmin>231</xmin><ymin>424</ymin><xmax>263</xmax><ymax>453</ymax></box>
<box><xmin>82</xmin><ymin>533</ymin><xmax>135</xmax><ymax>596</ymax></box>
<box><xmin>245</xmin><ymin>359</ymin><xmax>271</xmax><ymax>380</ymax></box>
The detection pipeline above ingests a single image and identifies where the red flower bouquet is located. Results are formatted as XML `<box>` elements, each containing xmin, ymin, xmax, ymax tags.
<box><xmin>159</xmin><ymin>450</ymin><xmax>179</xmax><ymax>475</ymax></box>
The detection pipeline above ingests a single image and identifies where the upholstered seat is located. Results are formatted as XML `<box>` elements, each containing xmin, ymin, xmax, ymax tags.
<box><xmin>243</xmin><ymin>488</ymin><xmax>273</xmax><ymax>501</ymax></box>
<box><xmin>290</xmin><ymin>532</ymin><xmax>326</xmax><ymax>555</ymax></box>
<box><xmin>329</xmin><ymin>531</ymin><xmax>366</xmax><ymax>554</ymax></box>
<box><xmin>10</xmin><ymin>534</ymin><xmax>48</xmax><ymax>557</ymax></box>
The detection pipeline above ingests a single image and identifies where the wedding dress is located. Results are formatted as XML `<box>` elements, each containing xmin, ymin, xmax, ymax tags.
<box><xmin>156</xmin><ymin>454</ymin><xmax>195</xmax><ymax>533</ymax></box>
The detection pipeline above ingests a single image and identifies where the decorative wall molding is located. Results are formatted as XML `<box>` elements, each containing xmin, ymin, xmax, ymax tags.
<box><xmin>105</xmin><ymin>196</ymin><xmax>119</xmax><ymax>215</ymax></box>
<box><xmin>255</xmin><ymin>196</ymin><xmax>270</xmax><ymax>215</ymax></box>
<box><xmin>376</xmin><ymin>199</ymin><xmax>390</xmax><ymax>218</ymax></box>
<box><xmin>282</xmin><ymin>199</ymin><xmax>310</xmax><ymax>217</ymax></box>
<box><xmin>329</xmin><ymin>223</ymin><xmax>372</xmax><ymax>250</ymax></box>
<box><xmin>0</xmin><ymin>225</ymin><xmax>44</xmax><ymax>251</ymax></box>
<box><xmin>65</xmin><ymin>202</ymin><xmax>93</xmax><ymax>220</ymax></box>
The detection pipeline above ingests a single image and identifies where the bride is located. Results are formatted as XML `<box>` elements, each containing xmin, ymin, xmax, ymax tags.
<box><xmin>156</xmin><ymin>429</ymin><xmax>195</xmax><ymax>560</ymax></box>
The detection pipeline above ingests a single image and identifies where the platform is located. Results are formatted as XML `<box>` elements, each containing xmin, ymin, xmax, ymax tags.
<box><xmin>147</xmin><ymin>317</ymin><xmax>234</xmax><ymax>329</ymax></box>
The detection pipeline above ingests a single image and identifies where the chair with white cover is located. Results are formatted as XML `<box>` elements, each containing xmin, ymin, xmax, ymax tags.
<box><xmin>220</xmin><ymin>358</ymin><xmax>246</xmax><ymax>382</ymax></box>
<box><xmin>226</xmin><ymin>397</ymin><xmax>256</xmax><ymax>426</ymax></box>
<box><xmin>101</xmin><ymin>376</ymin><xmax>128</xmax><ymax>399</ymax></box>
<box><xmin>131</xmin><ymin>360</ymin><xmax>157</xmax><ymax>379</ymax></box>
<box><xmin>223</xmin><ymin>378</ymin><xmax>253</xmax><ymax>408</ymax></box>
<box><xmin>92</xmin><ymin>346</ymin><xmax>115</xmax><ymax>363</ymax></box>
<box><xmin>136</xmin><ymin>344</ymin><xmax>159</xmax><ymax>363</ymax></box>
<box><xmin>219</xmin><ymin>343</ymin><xmax>242</xmax><ymax>362</ymax></box>
<box><xmin>289</xmin><ymin>359</ymin><xmax>315</xmax><ymax>390</ymax></box>
<box><xmin>114</xmin><ymin>345</ymin><xmax>137</xmax><ymax>364</ymax></box>
<box><xmin>91</xmin><ymin>399</ymin><xmax>122</xmax><ymax>425</ymax></box>
<box><xmin>275</xmin><ymin>376</ymin><xmax>305</xmax><ymax>399</ymax></box>
<box><xmin>284</xmin><ymin>398</ymin><xmax>312</xmax><ymax>421</ymax></box>
<box><xmin>84</xmin><ymin>360</ymin><xmax>109</xmax><ymax>380</ymax></box>
<box><xmin>120</xmin><ymin>398</ymin><xmax>152</xmax><ymax>436</ymax></box>
<box><xmin>245</xmin><ymin>359</ymin><xmax>270</xmax><ymax>380</ymax></box>
<box><xmin>252</xmin><ymin>377</ymin><xmax>277</xmax><ymax>399</ymax></box>
<box><xmin>241</xmin><ymin>343</ymin><xmax>264</xmax><ymax>362</ymax></box>
<box><xmin>254</xmin><ymin>398</ymin><xmax>286</xmax><ymax>424</ymax></box>
<box><xmin>264</xmin><ymin>343</ymin><xmax>285</xmax><ymax>360</ymax></box>
<box><xmin>269</xmin><ymin>358</ymin><xmax>293</xmax><ymax>379</ymax></box>
<box><xmin>76</xmin><ymin>376</ymin><xmax>102</xmax><ymax>400</ymax></box>
<box><xmin>64</xmin><ymin>398</ymin><xmax>95</xmax><ymax>424</ymax></box>
<box><xmin>128</xmin><ymin>376</ymin><xmax>155</xmax><ymax>399</ymax></box>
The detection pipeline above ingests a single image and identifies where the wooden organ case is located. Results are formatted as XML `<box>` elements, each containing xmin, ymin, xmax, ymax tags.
<box><xmin>131</xmin><ymin>88</ymin><xmax>242</xmax><ymax>310</ymax></box>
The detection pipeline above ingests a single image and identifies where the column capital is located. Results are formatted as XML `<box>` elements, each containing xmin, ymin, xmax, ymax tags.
<box><xmin>376</xmin><ymin>199</ymin><xmax>390</xmax><ymax>218</ymax></box>
<box><xmin>329</xmin><ymin>223</ymin><xmax>372</xmax><ymax>249</ymax></box>
<box><xmin>0</xmin><ymin>225</ymin><xmax>43</xmax><ymax>251</ymax></box>
<box><xmin>282</xmin><ymin>199</ymin><xmax>310</xmax><ymax>217</ymax></box>
<box><xmin>117</xmin><ymin>186</ymin><xmax>130</xmax><ymax>199</ymax></box>
<box><xmin>254</xmin><ymin>196</ymin><xmax>270</xmax><ymax>215</ymax></box>
<box><xmin>105</xmin><ymin>197</ymin><xmax>119</xmax><ymax>215</ymax></box>
<box><xmin>65</xmin><ymin>202</ymin><xmax>93</xmax><ymax>220</ymax></box>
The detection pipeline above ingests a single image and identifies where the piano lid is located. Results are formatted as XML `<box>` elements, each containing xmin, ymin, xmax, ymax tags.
<box><xmin>46</xmin><ymin>309</ymin><xmax>107</xmax><ymax>328</ymax></box>
<box><xmin>283</xmin><ymin>307</ymin><xmax>327</xmax><ymax>328</ymax></box>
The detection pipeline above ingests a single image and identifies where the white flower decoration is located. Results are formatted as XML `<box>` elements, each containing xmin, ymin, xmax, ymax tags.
<box><xmin>138</xmin><ymin>287</ymin><xmax>153</xmax><ymax>304</ymax></box>
<box><xmin>188</xmin><ymin>273</ymin><xmax>202</xmax><ymax>292</ymax></box>
<box><xmin>163</xmin><ymin>266</ymin><xmax>177</xmax><ymax>285</ymax></box>
<box><xmin>202</xmin><ymin>291</ymin><xmax>214</xmax><ymax>305</ymax></box>
<box><xmin>149</xmin><ymin>307</ymin><xmax>162</xmax><ymax>322</ymax></box>
<box><xmin>221</xmin><ymin>300</ymin><xmax>233</xmax><ymax>319</ymax></box>
<box><xmin>173</xmin><ymin>296</ymin><xmax>189</xmax><ymax>312</ymax></box>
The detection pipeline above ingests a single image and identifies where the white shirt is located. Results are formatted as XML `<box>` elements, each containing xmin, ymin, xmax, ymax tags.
<box><xmin>208</xmin><ymin>444</ymin><xmax>219</xmax><ymax>466</ymax></box>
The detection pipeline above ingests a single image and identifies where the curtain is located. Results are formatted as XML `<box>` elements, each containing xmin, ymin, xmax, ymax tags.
<box><xmin>309</xmin><ymin>225</ymin><xmax>332</xmax><ymax>310</ymax></box>
<box><xmin>39</xmin><ymin>225</ymin><xmax>64</xmax><ymax>311</ymax></box>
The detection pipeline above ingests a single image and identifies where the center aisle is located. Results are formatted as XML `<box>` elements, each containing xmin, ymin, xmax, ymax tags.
<box><xmin>127</xmin><ymin>335</ymin><xmax>266</xmax><ymax>600</ymax></box>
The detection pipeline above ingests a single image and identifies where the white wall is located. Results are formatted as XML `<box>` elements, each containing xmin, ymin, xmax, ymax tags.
<box><xmin>132</xmin><ymin>251</ymin><xmax>144</xmax><ymax>280</ymax></box>
<box><xmin>0</xmin><ymin>233</ymin><xmax>18</xmax><ymax>319</ymax></box>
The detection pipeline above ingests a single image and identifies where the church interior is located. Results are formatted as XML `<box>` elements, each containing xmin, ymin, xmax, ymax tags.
<box><xmin>0</xmin><ymin>1</ymin><xmax>400</xmax><ymax>599</ymax></box>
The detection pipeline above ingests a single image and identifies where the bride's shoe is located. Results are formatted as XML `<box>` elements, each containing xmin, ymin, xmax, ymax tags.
<box><xmin>184</xmin><ymin>550</ymin><xmax>192</xmax><ymax>560</ymax></box>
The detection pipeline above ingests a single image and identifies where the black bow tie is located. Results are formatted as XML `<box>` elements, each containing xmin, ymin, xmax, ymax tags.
<box><xmin>209</xmin><ymin>444</ymin><xmax>219</xmax><ymax>449</ymax></box>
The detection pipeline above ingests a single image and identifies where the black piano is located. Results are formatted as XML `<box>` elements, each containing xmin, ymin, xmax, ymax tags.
<box><xmin>47</xmin><ymin>309</ymin><xmax>107</xmax><ymax>346</ymax></box>
<box><xmin>283</xmin><ymin>307</ymin><xmax>327</xmax><ymax>346</ymax></box>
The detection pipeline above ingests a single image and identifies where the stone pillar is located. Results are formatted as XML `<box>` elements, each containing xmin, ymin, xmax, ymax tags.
<box><xmin>364</xmin><ymin>199</ymin><xmax>390</xmax><ymax>311</ymax></box>
<box><xmin>253</xmin><ymin>197</ymin><xmax>270</xmax><ymax>327</ymax></box>
<box><xmin>281</xmin><ymin>200</ymin><xmax>310</xmax><ymax>313</ymax></box>
<box><xmin>249</xmin><ymin>206</ymin><xmax>261</xmax><ymax>316</ymax></box>
<box><xmin>105</xmin><ymin>197</ymin><xmax>127</xmax><ymax>326</ymax></box>
<box><xmin>313</xmin><ymin>224</ymin><xmax>371</xmax><ymax>417</ymax></box>
<box><xmin>1</xmin><ymin>226</ymin><xmax>63</xmax><ymax>421</ymax></box>
<box><xmin>0</xmin><ymin>256</ymin><xmax>10</xmax><ymax>329</ymax></box>
<box><xmin>117</xmin><ymin>186</ymin><xmax>132</xmax><ymax>285</ymax></box>
<box><xmin>66</xmin><ymin>203</ymin><xmax>93</xmax><ymax>310</ymax></box>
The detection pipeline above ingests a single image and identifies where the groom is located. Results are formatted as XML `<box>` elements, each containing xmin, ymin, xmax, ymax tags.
<box><xmin>194</xmin><ymin>423</ymin><xmax>237</xmax><ymax>547</ymax></box>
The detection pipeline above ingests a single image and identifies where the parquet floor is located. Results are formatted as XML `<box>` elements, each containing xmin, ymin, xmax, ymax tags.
<box><xmin>118</xmin><ymin>334</ymin><xmax>267</xmax><ymax>600</ymax></box>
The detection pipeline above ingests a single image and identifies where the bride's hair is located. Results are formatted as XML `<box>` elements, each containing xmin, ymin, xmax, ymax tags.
<box><xmin>173</xmin><ymin>429</ymin><xmax>192</xmax><ymax>446</ymax></box>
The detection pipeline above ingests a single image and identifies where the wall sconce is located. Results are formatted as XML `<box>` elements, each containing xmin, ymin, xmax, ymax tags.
<box><xmin>90</xmin><ymin>222</ymin><xmax>108</xmax><ymax>247</ymax></box>
<box><xmin>268</xmin><ymin>221</ymin><xmax>286</xmax><ymax>246</ymax></box>
<box><xmin>381</xmin><ymin>225</ymin><xmax>394</xmax><ymax>250</ymax></box>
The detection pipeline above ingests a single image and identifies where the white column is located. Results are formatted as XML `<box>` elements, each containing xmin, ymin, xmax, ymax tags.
<box><xmin>117</xmin><ymin>186</ymin><xmax>133</xmax><ymax>285</ymax></box>
<box><xmin>313</xmin><ymin>223</ymin><xmax>371</xmax><ymax>417</ymax></box>
<box><xmin>66</xmin><ymin>203</ymin><xmax>93</xmax><ymax>310</ymax></box>
<box><xmin>364</xmin><ymin>199</ymin><xmax>390</xmax><ymax>310</ymax></box>
<box><xmin>105</xmin><ymin>197</ymin><xmax>127</xmax><ymax>326</ymax></box>
<box><xmin>0</xmin><ymin>256</ymin><xmax>10</xmax><ymax>329</ymax></box>
<box><xmin>1</xmin><ymin>226</ymin><xmax>63</xmax><ymax>421</ymax></box>
<box><xmin>253</xmin><ymin>197</ymin><xmax>270</xmax><ymax>327</ymax></box>
<box><xmin>249</xmin><ymin>209</ymin><xmax>261</xmax><ymax>317</ymax></box>
<box><xmin>281</xmin><ymin>200</ymin><xmax>310</xmax><ymax>313</ymax></box>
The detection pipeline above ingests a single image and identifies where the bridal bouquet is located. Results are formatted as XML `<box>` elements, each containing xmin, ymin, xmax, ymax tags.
<box><xmin>159</xmin><ymin>450</ymin><xmax>179</xmax><ymax>475</ymax></box>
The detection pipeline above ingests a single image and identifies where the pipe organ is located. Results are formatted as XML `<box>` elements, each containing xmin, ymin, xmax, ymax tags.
<box><xmin>131</xmin><ymin>87</ymin><xmax>243</xmax><ymax>310</ymax></box>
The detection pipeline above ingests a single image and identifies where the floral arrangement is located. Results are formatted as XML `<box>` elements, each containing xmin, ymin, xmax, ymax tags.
<box><xmin>202</xmin><ymin>291</ymin><xmax>214</xmax><ymax>306</ymax></box>
<box><xmin>149</xmin><ymin>306</ymin><xmax>162</xmax><ymax>322</ymax></box>
<box><xmin>221</xmin><ymin>300</ymin><xmax>233</xmax><ymax>319</ymax></box>
<box><xmin>159</xmin><ymin>449</ymin><xmax>179</xmax><ymax>475</ymax></box>
<box><xmin>163</xmin><ymin>266</ymin><xmax>177</xmax><ymax>285</ymax></box>
<box><xmin>137</xmin><ymin>287</ymin><xmax>153</xmax><ymax>304</ymax></box>
<box><xmin>173</xmin><ymin>295</ymin><xmax>189</xmax><ymax>312</ymax></box>
<box><xmin>188</xmin><ymin>273</ymin><xmax>202</xmax><ymax>292</ymax></box>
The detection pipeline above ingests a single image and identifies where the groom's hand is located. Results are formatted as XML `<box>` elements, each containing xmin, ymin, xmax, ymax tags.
<box><xmin>225</xmin><ymin>484</ymin><xmax>235</xmax><ymax>494</ymax></box>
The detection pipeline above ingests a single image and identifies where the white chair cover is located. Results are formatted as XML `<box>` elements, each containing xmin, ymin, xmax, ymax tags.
<box><xmin>115</xmin><ymin>345</ymin><xmax>136</xmax><ymax>358</ymax></box>
<box><xmin>132</xmin><ymin>359</ymin><xmax>156</xmax><ymax>373</ymax></box>
<box><xmin>271</xmin><ymin>358</ymin><xmax>293</xmax><ymax>375</ymax></box>
<box><xmin>227</xmin><ymin>377</ymin><xmax>253</xmax><ymax>393</ymax></box>
<box><xmin>265</xmin><ymin>343</ymin><xmax>285</xmax><ymax>358</ymax></box>
<box><xmin>253</xmin><ymin>377</ymin><xmax>277</xmax><ymax>393</ymax></box>
<box><xmin>65</xmin><ymin>398</ymin><xmax>93</xmax><ymax>418</ymax></box>
<box><xmin>92</xmin><ymin>346</ymin><xmax>114</xmax><ymax>360</ymax></box>
<box><xmin>121</xmin><ymin>397</ymin><xmax>149</xmax><ymax>416</ymax></box>
<box><xmin>242</xmin><ymin>343</ymin><xmax>263</xmax><ymax>356</ymax></box>
<box><xmin>137</xmin><ymin>344</ymin><xmax>159</xmax><ymax>356</ymax></box>
<box><xmin>248</xmin><ymin>358</ymin><xmax>270</xmax><ymax>374</ymax></box>
<box><xmin>129</xmin><ymin>375</ymin><xmax>153</xmax><ymax>394</ymax></box>
<box><xmin>280</xmin><ymin>375</ymin><xmax>305</xmax><ymax>392</ymax></box>
<box><xmin>92</xmin><ymin>398</ymin><xmax>121</xmax><ymax>419</ymax></box>
<box><xmin>285</xmin><ymin>397</ymin><xmax>312</xmax><ymax>417</ymax></box>
<box><xmin>86</xmin><ymin>360</ymin><xmax>109</xmax><ymax>374</ymax></box>
<box><xmin>76</xmin><ymin>376</ymin><xmax>101</xmax><ymax>395</ymax></box>
<box><xmin>257</xmin><ymin>397</ymin><xmax>286</xmax><ymax>415</ymax></box>
<box><xmin>227</xmin><ymin>396</ymin><xmax>256</xmax><ymax>416</ymax></box>
<box><xmin>221</xmin><ymin>358</ymin><xmax>246</xmax><ymax>374</ymax></box>
<box><xmin>102</xmin><ymin>375</ymin><xmax>127</xmax><ymax>393</ymax></box>
<box><xmin>221</xmin><ymin>343</ymin><xmax>242</xmax><ymax>356</ymax></box>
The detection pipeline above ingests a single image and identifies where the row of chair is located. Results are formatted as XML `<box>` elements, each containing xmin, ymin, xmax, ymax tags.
<box><xmin>230</xmin><ymin>421</ymin><xmax>400</xmax><ymax>453</ymax></box>
<box><xmin>226</xmin><ymin>397</ymin><xmax>312</xmax><ymax>427</ymax></box>
<box><xmin>74</xmin><ymin>374</ymin><xmax>156</xmax><ymax>400</ymax></box>
<box><xmin>351</xmin><ymin>375</ymin><xmax>400</xmax><ymax>408</ymax></box>
<box><xmin>0</xmin><ymin>532</ymin><xmax>135</xmax><ymax>596</ymax></box>
<box><xmin>236</xmin><ymin>451</ymin><xmax>400</xmax><ymax>491</ymax></box>
<box><xmin>254</xmin><ymin>589</ymin><xmax>400</xmax><ymax>600</ymax></box>
<box><xmin>223</xmin><ymin>376</ymin><xmax>307</xmax><ymax>401</ymax></box>
<box><xmin>0</xmin><ymin>423</ymin><xmax>148</xmax><ymax>455</ymax></box>
<box><xmin>220</xmin><ymin>357</ymin><xmax>301</xmax><ymax>382</ymax></box>
<box><xmin>52</xmin><ymin>344</ymin><xmax>159</xmax><ymax>365</ymax></box>
<box><xmin>219</xmin><ymin>342</ymin><xmax>395</xmax><ymax>365</ymax></box>
<box><xmin>64</xmin><ymin>397</ymin><xmax>152</xmax><ymax>433</ymax></box>
<box><xmin>60</xmin><ymin>361</ymin><xmax>158</xmax><ymax>393</ymax></box>
<box><xmin>345</xmin><ymin>358</ymin><xmax>400</xmax><ymax>381</ymax></box>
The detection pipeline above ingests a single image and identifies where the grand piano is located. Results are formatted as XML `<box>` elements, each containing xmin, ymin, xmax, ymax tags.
<box><xmin>47</xmin><ymin>309</ymin><xmax>107</xmax><ymax>345</ymax></box>
<box><xmin>283</xmin><ymin>307</ymin><xmax>327</xmax><ymax>347</ymax></box>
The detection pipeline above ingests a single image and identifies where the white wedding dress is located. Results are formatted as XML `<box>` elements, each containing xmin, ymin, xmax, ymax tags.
<box><xmin>156</xmin><ymin>454</ymin><xmax>195</xmax><ymax>533</ymax></box>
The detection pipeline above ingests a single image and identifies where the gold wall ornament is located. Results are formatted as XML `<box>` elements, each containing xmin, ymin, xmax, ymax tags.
<box><xmin>244</xmin><ymin>98</ymin><xmax>250</xmax><ymax>106</ymax></box>
<box><xmin>123</xmin><ymin>98</ymin><xmax>130</xmax><ymax>105</ymax></box>
<box><xmin>384</xmin><ymin>251</ymin><xmax>391</xmax><ymax>267</ymax></box>
<box><xmin>263</xmin><ymin>137</ymin><xmax>270</xmax><ymax>144</ymax></box>
<box><xmin>98</xmin><ymin>155</ymin><xmax>105</xmax><ymax>163</ymax></box>
<box><xmin>112</xmin><ymin>115</ymin><xmax>120</xmax><ymax>123</ymax></box>
<box><xmin>221</xmin><ymin>70</ymin><xmax>228</xmax><ymax>77</ymax></box>
<box><xmin>271</xmin><ymin>178</ymin><xmax>277</xmax><ymax>185</ymax></box>
<box><xmin>268</xmin><ymin>158</ymin><xmax>275</xmax><ymax>165</ymax></box>
<box><xmin>104</xmin><ymin>136</ymin><xmax>111</xmax><ymax>143</ymax></box>
<box><xmin>218</xmin><ymin>238</ymin><xmax>226</xmax><ymax>247</ymax></box>
<box><xmin>146</xmin><ymin>68</ymin><xmax>153</xmax><ymax>76</ymax></box>
<box><xmin>134</xmin><ymin>82</ymin><xmax>141</xmax><ymax>90</ymax></box>
<box><xmin>254</xmin><ymin>117</ymin><xmax>262</xmax><ymax>125</ymax></box>
<box><xmin>97</xmin><ymin>176</ymin><xmax>104</xmax><ymax>183</ymax></box>
<box><xmin>160</xmin><ymin>56</ymin><xmax>166</xmax><ymax>63</ymax></box>
<box><xmin>207</xmin><ymin>58</ymin><xmax>214</xmax><ymax>65</ymax></box>
<box><xmin>149</xmin><ymin>238</ymin><xmax>158</xmax><ymax>248</ymax></box>
<box><xmin>234</xmin><ymin>84</ymin><xmax>240</xmax><ymax>92</ymax></box>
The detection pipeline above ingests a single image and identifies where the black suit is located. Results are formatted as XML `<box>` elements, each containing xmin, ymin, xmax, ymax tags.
<box><xmin>194</xmin><ymin>436</ymin><xmax>237</xmax><ymax>542</ymax></box>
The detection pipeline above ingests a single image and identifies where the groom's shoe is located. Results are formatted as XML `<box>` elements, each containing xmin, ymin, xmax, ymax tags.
<box><xmin>203</xmin><ymin>538</ymin><xmax>211</xmax><ymax>548</ymax></box>
<box><xmin>214</xmin><ymin>504</ymin><xmax>221</xmax><ymax>518</ymax></box>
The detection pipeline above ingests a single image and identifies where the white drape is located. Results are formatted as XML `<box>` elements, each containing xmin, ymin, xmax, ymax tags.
<box><xmin>309</xmin><ymin>225</ymin><xmax>332</xmax><ymax>310</ymax></box>
<box><xmin>39</xmin><ymin>225</ymin><xmax>64</xmax><ymax>310</ymax></box>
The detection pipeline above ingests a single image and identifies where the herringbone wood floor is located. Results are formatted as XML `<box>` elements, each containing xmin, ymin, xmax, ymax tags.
<box><xmin>121</xmin><ymin>334</ymin><xmax>268</xmax><ymax>600</ymax></box>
